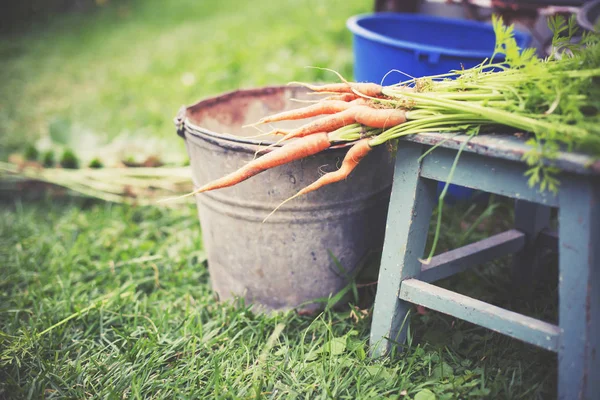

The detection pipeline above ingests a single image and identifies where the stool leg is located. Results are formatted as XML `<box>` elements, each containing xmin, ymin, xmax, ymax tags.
<box><xmin>557</xmin><ymin>178</ymin><xmax>599</xmax><ymax>400</ymax></box>
<box><xmin>512</xmin><ymin>200</ymin><xmax>551</xmax><ymax>290</ymax></box>
<box><xmin>370</xmin><ymin>142</ymin><xmax>437</xmax><ymax>357</ymax></box>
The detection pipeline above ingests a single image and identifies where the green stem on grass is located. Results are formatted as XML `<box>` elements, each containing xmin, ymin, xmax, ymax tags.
<box><xmin>421</xmin><ymin>132</ymin><xmax>475</xmax><ymax>265</ymax></box>
<box><xmin>417</xmin><ymin>133</ymin><xmax>462</xmax><ymax>162</ymax></box>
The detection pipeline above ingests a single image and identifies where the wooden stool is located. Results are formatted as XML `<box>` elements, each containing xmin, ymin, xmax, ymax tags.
<box><xmin>370</xmin><ymin>133</ymin><xmax>599</xmax><ymax>400</ymax></box>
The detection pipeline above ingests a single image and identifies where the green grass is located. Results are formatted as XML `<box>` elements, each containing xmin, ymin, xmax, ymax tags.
<box><xmin>1</xmin><ymin>199</ymin><xmax>557</xmax><ymax>399</ymax></box>
<box><xmin>1</xmin><ymin>1</ymin><xmax>558</xmax><ymax>398</ymax></box>
<box><xmin>0</xmin><ymin>0</ymin><xmax>366</xmax><ymax>158</ymax></box>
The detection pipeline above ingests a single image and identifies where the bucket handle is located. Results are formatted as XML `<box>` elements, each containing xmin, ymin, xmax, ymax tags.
<box><xmin>415</xmin><ymin>51</ymin><xmax>440</xmax><ymax>65</ymax></box>
<box><xmin>174</xmin><ymin>105</ymin><xmax>187</xmax><ymax>139</ymax></box>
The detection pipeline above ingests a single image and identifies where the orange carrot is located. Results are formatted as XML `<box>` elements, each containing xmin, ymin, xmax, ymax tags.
<box><xmin>263</xmin><ymin>139</ymin><xmax>372</xmax><ymax>221</ymax></box>
<box><xmin>160</xmin><ymin>133</ymin><xmax>332</xmax><ymax>202</ymax></box>
<box><xmin>258</xmin><ymin>100</ymin><xmax>350</xmax><ymax>124</ymax></box>
<box><xmin>258</xmin><ymin>99</ymin><xmax>368</xmax><ymax>124</ymax></box>
<box><xmin>271</xmin><ymin>105</ymin><xmax>406</xmax><ymax>141</ymax></box>
<box><xmin>352</xmin><ymin>106</ymin><xmax>406</xmax><ymax>128</ymax></box>
<box><xmin>298</xmin><ymin>138</ymin><xmax>372</xmax><ymax>194</ymax></box>
<box><xmin>269</xmin><ymin>110</ymin><xmax>355</xmax><ymax>140</ymax></box>
<box><xmin>293</xmin><ymin>82</ymin><xmax>385</xmax><ymax>98</ymax></box>
<box><xmin>323</xmin><ymin>93</ymin><xmax>359</xmax><ymax>102</ymax></box>
<box><xmin>352</xmin><ymin>83</ymin><xmax>386</xmax><ymax>98</ymax></box>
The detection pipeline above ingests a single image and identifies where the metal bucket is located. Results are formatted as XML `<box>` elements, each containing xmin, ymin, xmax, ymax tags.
<box><xmin>176</xmin><ymin>85</ymin><xmax>394</xmax><ymax>313</ymax></box>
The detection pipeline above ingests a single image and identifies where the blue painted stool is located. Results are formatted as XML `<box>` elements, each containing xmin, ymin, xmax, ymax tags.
<box><xmin>370</xmin><ymin>132</ymin><xmax>599</xmax><ymax>400</ymax></box>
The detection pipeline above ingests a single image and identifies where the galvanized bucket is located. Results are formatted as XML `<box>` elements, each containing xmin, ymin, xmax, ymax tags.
<box><xmin>176</xmin><ymin>86</ymin><xmax>394</xmax><ymax>313</ymax></box>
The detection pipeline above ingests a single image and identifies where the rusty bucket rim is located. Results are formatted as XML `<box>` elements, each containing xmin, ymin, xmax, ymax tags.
<box><xmin>175</xmin><ymin>85</ymin><xmax>354</xmax><ymax>151</ymax></box>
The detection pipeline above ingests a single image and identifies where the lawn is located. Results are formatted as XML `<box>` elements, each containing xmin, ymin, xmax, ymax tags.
<box><xmin>0</xmin><ymin>0</ymin><xmax>364</xmax><ymax>158</ymax></box>
<box><xmin>1</xmin><ymin>1</ymin><xmax>558</xmax><ymax>398</ymax></box>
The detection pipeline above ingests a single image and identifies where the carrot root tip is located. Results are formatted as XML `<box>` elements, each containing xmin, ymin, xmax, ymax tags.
<box><xmin>287</xmin><ymin>81</ymin><xmax>313</xmax><ymax>88</ymax></box>
<box><xmin>289</xmin><ymin>98</ymin><xmax>321</xmax><ymax>103</ymax></box>
<box><xmin>262</xmin><ymin>191</ymin><xmax>303</xmax><ymax>223</ymax></box>
<box><xmin>157</xmin><ymin>189</ymin><xmax>200</xmax><ymax>204</ymax></box>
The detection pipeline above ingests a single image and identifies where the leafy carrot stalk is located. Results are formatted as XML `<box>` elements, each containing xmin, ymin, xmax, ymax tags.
<box><xmin>263</xmin><ymin>139</ymin><xmax>372</xmax><ymax>221</ymax></box>
<box><xmin>271</xmin><ymin>106</ymin><xmax>406</xmax><ymax>141</ymax></box>
<box><xmin>159</xmin><ymin>133</ymin><xmax>332</xmax><ymax>203</ymax></box>
<box><xmin>257</xmin><ymin>99</ymin><xmax>368</xmax><ymax>124</ymax></box>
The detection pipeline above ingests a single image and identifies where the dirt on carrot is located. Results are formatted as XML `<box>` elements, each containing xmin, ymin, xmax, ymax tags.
<box><xmin>351</xmin><ymin>106</ymin><xmax>406</xmax><ymax>128</ymax></box>
<box><xmin>297</xmin><ymin>138</ymin><xmax>372</xmax><ymax>195</ymax></box>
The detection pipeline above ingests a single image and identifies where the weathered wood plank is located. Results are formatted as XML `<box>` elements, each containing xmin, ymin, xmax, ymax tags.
<box><xmin>399</xmin><ymin>279</ymin><xmax>561</xmax><ymax>351</ymax></box>
<box><xmin>420</xmin><ymin>229</ymin><xmax>525</xmax><ymax>283</ymax></box>
<box><xmin>557</xmin><ymin>176</ymin><xmax>600</xmax><ymax>400</ymax></box>
<box><xmin>401</xmin><ymin>132</ymin><xmax>600</xmax><ymax>176</ymax></box>
<box><xmin>370</xmin><ymin>142</ymin><xmax>437</xmax><ymax>358</ymax></box>
<box><xmin>419</xmin><ymin>147</ymin><xmax>559</xmax><ymax>207</ymax></box>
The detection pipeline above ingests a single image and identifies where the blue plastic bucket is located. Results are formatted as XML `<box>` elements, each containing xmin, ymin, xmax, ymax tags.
<box><xmin>346</xmin><ymin>13</ymin><xmax>532</xmax><ymax>86</ymax></box>
<box><xmin>346</xmin><ymin>13</ymin><xmax>531</xmax><ymax>202</ymax></box>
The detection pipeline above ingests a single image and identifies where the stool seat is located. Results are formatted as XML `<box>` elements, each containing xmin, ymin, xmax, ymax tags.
<box><xmin>370</xmin><ymin>132</ymin><xmax>599</xmax><ymax>400</ymax></box>
<box><xmin>402</xmin><ymin>131</ymin><xmax>600</xmax><ymax>176</ymax></box>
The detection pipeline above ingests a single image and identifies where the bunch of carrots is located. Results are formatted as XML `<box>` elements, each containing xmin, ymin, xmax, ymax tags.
<box><xmin>169</xmin><ymin>82</ymin><xmax>406</xmax><ymax>209</ymax></box>
<box><xmin>167</xmin><ymin>16</ymin><xmax>599</xmax><ymax>215</ymax></box>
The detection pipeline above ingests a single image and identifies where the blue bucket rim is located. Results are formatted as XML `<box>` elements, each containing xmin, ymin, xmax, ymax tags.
<box><xmin>346</xmin><ymin>12</ymin><xmax>532</xmax><ymax>59</ymax></box>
